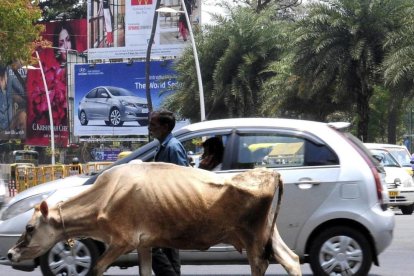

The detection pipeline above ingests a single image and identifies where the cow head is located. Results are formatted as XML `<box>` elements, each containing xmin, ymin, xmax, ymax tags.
<box><xmin>8</xmin><ymin>201</ymin><xmax>60</xmax><ymax>262</ymax></box>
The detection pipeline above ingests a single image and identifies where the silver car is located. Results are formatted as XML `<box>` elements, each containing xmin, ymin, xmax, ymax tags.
<box><xmin>0</xmin><ymin>118</ymin><xmax>395</xmax><ymax>276</ymax></box>
<box><xmin>78</xmin><ymin>86</ymin><xmax>149</xmax><ymax>127</ymax></box>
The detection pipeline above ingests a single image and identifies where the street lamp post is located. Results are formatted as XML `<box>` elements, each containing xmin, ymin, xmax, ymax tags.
<box><xmin>156</xmin><ymin>2</ymin><xmax>206</xmax><ymax>121</ymax></box>
<box><xmin>35</xmin><ymin>51</ymin><xmax>55</xmax><ymax>165</ymax></box>
<box><xmin>25</xmin><ymin>47</ymin><xmax>82</xmax><ymax>165</ymax></box>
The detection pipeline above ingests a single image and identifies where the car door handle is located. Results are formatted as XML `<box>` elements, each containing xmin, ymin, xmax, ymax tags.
<box><xmin>295</xmin><ymin>177</ymin><xmax>321</xmax><ymax>189</ymax></box>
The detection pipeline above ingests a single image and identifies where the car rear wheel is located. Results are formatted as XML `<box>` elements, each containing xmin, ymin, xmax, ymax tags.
<box><xmin>80</xmin><ymin>111</ymin><xmax>88</xmax><ymax>126</ymax></box>
<box><xmin>39</xmin><ymin>239</ymin><xmax>99</xmax><ymax>276</ymax></box>
<box><xmin>309</xmin><ymin>226</ymin><xmax>372</xmax><ymax>276</ymax></box>
<box><xmin>137</xmin><ymin>119</ymin><xmax>148</xmax><ymax>126</ymax></box>
<box><xmin>109</xmin><ymin>108</ymin><xmax>123</xmax><ymax>126</ymax></box>
<box><xmin>400</xmin><ymin>204</ymin><xmax>414</xmax><ymax>215</ymax></box>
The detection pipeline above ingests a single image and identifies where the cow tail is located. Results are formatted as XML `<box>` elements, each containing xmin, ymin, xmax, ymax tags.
<box><xmin>264</xmin><ymin>176</ymin><xmax>284</xmax><ymax>260</ymax></box>
<box><xmin>271</xmin><ymin>177</ymin><xmax>283</xmax><ymax>234</ymax></box>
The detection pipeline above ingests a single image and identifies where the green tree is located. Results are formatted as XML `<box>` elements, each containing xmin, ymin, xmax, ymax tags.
<box><xmin>290</xmin><ymin>0</ymin><xmax>409</xmax><ymax>141</ymax></box>
<box><xmin>382</xmin><ymin>6</ymin><xmax>414</xmax><ymax>143</ymax></box>
<box><xmin>38</xmin><ymin>0</ymin><xmax>87</xmax><ymax>21</ymax></box>
<box><xmin>0</xmin><ymin>0</ymin><xmax>45</xmax><ymax>66</ymax></box>
<box><xmin>164</xmin><ymin>6</ymin><xmax>287</xmax><ymax>121</ymax></box>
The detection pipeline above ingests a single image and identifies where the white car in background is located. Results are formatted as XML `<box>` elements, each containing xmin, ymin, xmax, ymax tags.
<box><xmin>365</xmin><ymin>143</ymin><xmax>413</xmax><ymax>176</ymax></box>
<box><xmin>366</xmin><ymin>145</ymin><xmax>414</xmax><ymax>215</ymax></box>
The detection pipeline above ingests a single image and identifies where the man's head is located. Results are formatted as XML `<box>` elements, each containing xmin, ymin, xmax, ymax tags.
<box><xmin>148</xmin><ymin>110</ymin><xmax>176</xmax><ymax>141</ymax></box>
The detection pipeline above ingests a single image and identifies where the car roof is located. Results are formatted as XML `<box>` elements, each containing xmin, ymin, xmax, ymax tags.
<box><xmin>364</xmin><ymin>143</ymin><xmax>408</xmax><ymax>150</ymax></box>
<box><xmin>174</xmin><ymin>118</ymin><xmax>348</xmax><ymax>135</ymax></box>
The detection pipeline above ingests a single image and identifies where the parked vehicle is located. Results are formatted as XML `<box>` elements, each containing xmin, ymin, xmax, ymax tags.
<box><xmin>0</xmin><ymin>118</ymin><xmax>394</xmax><ymax>276</ymax></box>
<box><xmin>78</xmin><ymin>86</ymin><xmax>148</xmax><ymax>127</ymax></box>
<box><xmin>366</xmin><ymin>145</ymin><xmax>414</xmax><ymax>215</ymax></box>
<box><xmin>365</xmin><ymin>143</ymin><xmax>413</xmax><ymax>176</ymax></box>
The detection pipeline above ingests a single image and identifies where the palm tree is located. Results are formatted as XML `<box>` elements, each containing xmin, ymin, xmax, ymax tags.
<box><xmin>291</xmin><ymin>0</ymin><xmax>410</xmax><ymax>141</ymax></box>
<box><xmin>382</xmin><ymin>8</ymin><xmax>414</xmax><ymax>143</ymax></box>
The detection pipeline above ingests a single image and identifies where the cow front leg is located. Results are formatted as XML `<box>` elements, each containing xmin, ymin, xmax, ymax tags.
<box><xmin>270</xmin><ymin>228</ymin><xmax>302</xmax><ymax>276</ymax></box>
<box><xmin>93</xmin><ymin>245</ymin><xmax>127</xmax><ymax>276</ymax></box>
<box><xmin>138</xmin><ymin>247</ymin><xmax>152</xmax><ymax>276</ymax></box>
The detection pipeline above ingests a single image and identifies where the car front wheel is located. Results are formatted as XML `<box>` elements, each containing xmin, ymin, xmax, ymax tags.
<box><xmin>109</xmin><ymin>108</ymin><xmax>124</xmax><ymax>126</ymax></box>
<box><xmin>309</xmin><ymin>226</ymin><xmax>372</xmax><ymax>276</ymax></box>
<box><xmin>39</xmin><ymin>239</ymin><xmax>99</xmax><ymax>276</ymax></box>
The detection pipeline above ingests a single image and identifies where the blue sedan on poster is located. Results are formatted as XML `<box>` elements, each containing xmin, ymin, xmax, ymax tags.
<box><xmin>74</xmin><ymin>61</ymin><xmax>185</xmax><ymax>136</ymax></box>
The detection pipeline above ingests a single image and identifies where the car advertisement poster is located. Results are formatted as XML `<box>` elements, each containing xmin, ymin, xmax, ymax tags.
<box><xmin>87</xmin><ymin>0</ymin><xmax>201</xmax><ymax>60</ymax></box>
<box><xmin>26</xmin><ymin>19</ymin><xmax>88</xmax><ymax>147</ymax></box>
<box><xmin>74</xmin><ymin>60</ymin><xmax>187</xmax><ymax>136</ymax></box>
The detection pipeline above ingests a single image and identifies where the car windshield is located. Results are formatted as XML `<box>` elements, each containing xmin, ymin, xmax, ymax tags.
<box><xmin>387</xmin><ymin>148</ymin><xmax>411</xmax><ymax>166</ymax></box>
<box><xmin>107</xmin><ymin>87</ymin><xmax>136</xmax><ymax>97</ymax></box>
<box><xmin>370</xmin><ymin>149</ymin><xmax>401</xmax><ymax>167</ymax></box>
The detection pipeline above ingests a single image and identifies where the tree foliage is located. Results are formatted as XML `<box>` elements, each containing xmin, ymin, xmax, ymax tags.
<box><xmin>0</xmin><ymin>0</ymin><xmax>45</xmax><ymax>65</ymax></box>
<box><xmin>38</xmin><ymin>0</ymin><xmax>87</xmax><ymax>21</ymax></box>
<box><xmin>288</xmin><ymin>0</ymin><xmax>410</xmax><ymax>141</ymax></box>
<box><xmin>232</xmin><ymin>0</ymin><xmax>302</xmax><ymax>12</ymax></box>
<box><xmin>164</xmin><ymin>6</ymin><xmax>288</xmax><ymax>121</ymax></box>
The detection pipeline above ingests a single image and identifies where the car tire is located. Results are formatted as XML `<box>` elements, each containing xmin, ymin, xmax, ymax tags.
<box><xmin>109</xmin><ymin>108</ymin><xmax>124</xmax><ymax>126</ymax></box>
<box><xmin>400</xmin><ymin>204</ymin><xmax>414</xmax><ymax>215</ymax></box>
<box><xmin>309</xmin><ymin>226</ymin><xmax>372</xmax><ymax>276</ymax></box>
<box><xmin>39</xmin><ymin>239</ymin><xmax>99</xmax><ymax>276</ymax></box>
<box><xmin>80</xmin><ymin>111</ymin><xmax>88</xmax><ymax>126</ymax></box>
<box><xmin>137</xmin><ymin>120</ymin><xmax>148</xmax><ymax>126</ymax></box>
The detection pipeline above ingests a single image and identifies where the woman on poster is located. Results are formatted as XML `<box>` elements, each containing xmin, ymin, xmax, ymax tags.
<box><xmin>53</xmin><ymin>22</ymin><xmax>76</xmax><ymax>65</ymax></box>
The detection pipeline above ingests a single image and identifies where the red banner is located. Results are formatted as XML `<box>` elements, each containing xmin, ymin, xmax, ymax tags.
<box><xmin>26</xmin><ymin>19</ymin><xmax>87</xmax><ymax>146</ymax></box>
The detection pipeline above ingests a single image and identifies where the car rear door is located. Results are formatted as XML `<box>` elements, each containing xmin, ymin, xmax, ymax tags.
<box><xmin>228</xmin><ymin>128</ymin><xmax>341</xmax><ymax>250</ymax></box>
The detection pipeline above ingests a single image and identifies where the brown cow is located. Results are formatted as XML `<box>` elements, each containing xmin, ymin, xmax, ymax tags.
<box><xmin>8</xmin><ymin>162</ymin><xmax>301</xmax><ymax>276</ymax></box>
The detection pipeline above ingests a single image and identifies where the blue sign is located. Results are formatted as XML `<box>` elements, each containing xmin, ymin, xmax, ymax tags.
<box><xmin>74</xmin><ymin>60</ymin><xmax>186</xmax><ymax>136</ymax></box>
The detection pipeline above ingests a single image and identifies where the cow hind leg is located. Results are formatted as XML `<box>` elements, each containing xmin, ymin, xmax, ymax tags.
<box><xmin>270</xmin><ymin>228</ymin><xmax>302</xmax><ymax>276</ymax></box>
<box><xmin>246</xmin><ymin>245</ymin><xmax>269</xmax><ymax>276</ymax></box>
<box><xmin>138</xmin><ymin>247</ymin><xmax>152</xmax><ymax>276</ymax></box>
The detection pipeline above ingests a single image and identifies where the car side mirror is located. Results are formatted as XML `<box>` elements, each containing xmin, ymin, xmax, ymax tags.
<box><xmin>101</xmin><ymin>92</ymin><xmax>109</xmax><ymax>98</ymax></box>
<box><xmin>373</xmin><ymin>154</ymin><xmax>383</xmax><ymax>163</ymax></box>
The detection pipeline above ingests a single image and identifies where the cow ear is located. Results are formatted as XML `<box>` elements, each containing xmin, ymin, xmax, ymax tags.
<box><xmin>39</xmin><ymin>201</ymin><xmax>49</xmax><ymax>218</ymax></box>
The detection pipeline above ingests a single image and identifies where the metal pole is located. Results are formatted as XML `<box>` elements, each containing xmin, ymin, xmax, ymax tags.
<box><xmin>35</xmin><ymin>51</ymin><xmax>55</xmax><ymax>165</ymax></box>
<box><xmin>180</xmin><ymin>0</ymin><xmax>205</xmax><ymax>121</ymax></box>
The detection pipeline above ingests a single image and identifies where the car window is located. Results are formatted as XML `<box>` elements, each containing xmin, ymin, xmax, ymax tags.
<box><xmin>370</xmin><ymin>149</ymin><xmax>400</xmax><ymax>167</ymax></box>
<box><xmin>108</xmin><ymin>87</ymin><xmax>135</xmax><ymax>97</ymax></box>
<box><xmin>97</xmin><ymin>89</ymin><xmax>109</xmax><ymax>98</ymax></box>
<box><xmin>232</xmin><ymin>133</ymin><xmax>338</xmax><ymax>169</ymax></box>
<box><xmin>85</xmin><ymin>89</ymin><xmax>97</xmax><ymax>98</ymax></box>
<box><xmin>387</xmin><ymin>147</ymin><xmax>411</xmax><ymax>167</ymax></box>
<box><xmin>180</xmin><ymin>134</ymin><xmax>230</xmax><ymax>170</ymax></box>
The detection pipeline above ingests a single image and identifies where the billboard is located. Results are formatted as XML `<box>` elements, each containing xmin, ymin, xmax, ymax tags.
<box><xmin>74</xmin><ymin>60</ymin><xmax>187</xmax><ymax>136</ymax></box>
<box><xmin>0</xmin><ymin>65</ymin><xmax>27</xmax><ymax>141</ymax></box>
<box><xmin>87</xmin><ymin>0</ymin><xmax>200</xmax><ymax>60</ymax></box>
<box><xmin>25</xmin><ymin>19</ymin><xmax>87</xmax><ymax>147</ymax></box>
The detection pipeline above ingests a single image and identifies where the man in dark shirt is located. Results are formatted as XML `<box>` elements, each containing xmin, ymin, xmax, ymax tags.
<box><xmin>148</xmin><ymin>110</ymin><xmax>188</xmax><ymax>276</ymax></box>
